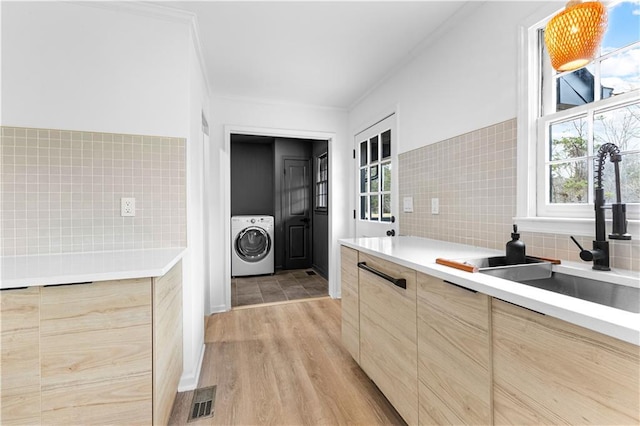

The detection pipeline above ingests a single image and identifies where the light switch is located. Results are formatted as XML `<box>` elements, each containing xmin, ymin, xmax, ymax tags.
<box><xmin>431</xmin><ymin>198</ymin><xmax>439</xmax><ymax>215</ymax></box>
<box><xmin>403</xmin><ymin>197</ymin><xmax>414</xmax><ymax>213</ymax></box>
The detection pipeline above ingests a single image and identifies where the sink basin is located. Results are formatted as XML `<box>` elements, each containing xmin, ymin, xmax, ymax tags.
<box><xmin>465</xmin><ymin>256</ymin><xmax>553</xmax><ymax>281</ymax></box>
<box><xmin>456</xmin><ymin>256</ymin><xmax>639</xmax><ymax>313</ymax></box>
<box><xmin>517</xmin><ymin>273</ymin><xmax>640</xmax><ymax>313</ymax></box>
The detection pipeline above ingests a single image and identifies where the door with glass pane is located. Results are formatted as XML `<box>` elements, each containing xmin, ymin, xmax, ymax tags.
<box><xmin>355</xmin><ymin>114</ymin><xmax>398</xmax><ymax>237</ymax></box>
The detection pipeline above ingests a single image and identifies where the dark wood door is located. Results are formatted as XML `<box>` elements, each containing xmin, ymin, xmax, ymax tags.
<box><xmin>283</xmin><ymin>158</ymin><xmax>312</xmax><ymax>270</ymax></box>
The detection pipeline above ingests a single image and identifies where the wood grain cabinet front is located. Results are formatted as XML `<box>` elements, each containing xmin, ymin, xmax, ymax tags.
<box><xmin>358</xmin><ymin>252</ymin><xmax>418</xmax><ymax>425</ymax></box>
<box><xmin>153</xmin><ymin>261</ymin><xmax>183</xmax><ymax>426</ymax></box>
<box><xmin>340</xmin><ymin>246</ymin><xmax>360</xmax><ymax>363</ymax></box>
<box><xmin>417</xmin><ymin>273</ymin><xmax>492</xmax><ymax>425</ymax></box>
<box><xmin>0</xmin><ymin>287</ymin><xmax>42</xmax><ymax>425</ymax></box>
<box><xmin>39</xmin><ymin>278</ymin><xmax>153</xmax><ymax>425</ymax></box>
<box><xmin>492</xmin><ymin>298</ymin><xmax>640</xmax><ymax>425</ymax></box>
<box><xmin>0</xmin><ymin>261</ymin><xmax>183</xmax><ymax>426</ymax></box>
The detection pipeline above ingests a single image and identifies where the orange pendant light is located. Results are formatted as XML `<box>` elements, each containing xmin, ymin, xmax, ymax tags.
<box><xmin>544</xmin><ymin>0</ymin><xmax>608</xmax><ymax>72</ymax></box>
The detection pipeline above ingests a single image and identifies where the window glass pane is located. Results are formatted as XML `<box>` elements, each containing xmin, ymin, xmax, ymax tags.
<box><xmin>369</xmin><ymin>195</ymin><xmax>379</xmax><ymax>221</ymax></box>
<box><xmin>601</xmin><ymin>47</ymin><xmax>640</xmax><ymax>98</ymax></box>
<box><xmin>602</xmin><ymin>153</ymin><xmax>640</xmax><ymax>204</ymax></box>
<box><xmin>382</xmin><ymin>162</ymin><xmax>391</xmax><ymax>191</ymax></box>
<box><xmin>370</xmin><ymin>165</ymin><xmax>379</xmax><ymax>192</ymax></box>
<box><xmin>601</xmin><ymin>1</ymin><xmax>640</xmax><ymax>51</ymax></box>
<box><xmin>550</xmin><ymin>160</ymin><xmax>589</xmax><ymax>203</ymax></box>
<box><xmin>381</xmin><ymin>130</ymin><xmax>391</xmax><ymax>159</ymax></box>
<box><xmin>549</xmin><ymin>117</ymin><xmax>588</xmax><ymax>160</ymax></box>
<box><xmin>360</xmin><ymin>141</ymin><xmax>367</xmax><ymax>167</ymax></box>
<box><xmin>381</xmin><ymin>194</ymin><xmax>391</xmax><ymax>222</ymax></box>
<box><xmin>556</xmin><ymin>66</ymin><xmax>595</xmax><ymax>111</ymax></box>
<box><xmin>594</xmin><ymin>103</ymin><xmax>640</xmax><ymax>152</ymax></box>
<box><xmin>601</xmin><ymin>152</ymin><xmax>640</xmax><ymax>203</ymax></box>
<box><xmin>360</xmin><ymin>196</ymin><xmax>368</xmax><ymax>220</ymax></box>
<box><xmin>370</xmin><ymin>136</ymin><xmax>379</xmax><ymax>163</ymax></box>
<box><xmin>360</xmin><ymin>168</ymin><xmax>367</xmax><ymax>193</ymax></box>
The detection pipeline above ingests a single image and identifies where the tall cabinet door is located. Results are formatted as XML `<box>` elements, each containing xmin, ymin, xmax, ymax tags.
<box><xmin>153</xmin><ymin>261</ymin><xmax>183</xmax><ymax>426</ymax></box>
<box><xmin>0</xmin><ymin>287</ymin><xmax>41</xmax><ymax>425</ymax></box>
<box><xmin>358</xmin><ymin>252</ymin><xmax>418</xmax><ymax>425</ymax></box>
<box><xmin>340</xmin><ymin>246</ymin><xmax>360</xmax><ymax>362</ymax></box>
<box><xmin>417</xmin><ymin>273</ymin><xmax>492</xmax><ymax>425</ymax></box>
<box><xmin>40</xmin><ymin>278</ymin><xmax>153</xmax><ymax>425</ymax></box>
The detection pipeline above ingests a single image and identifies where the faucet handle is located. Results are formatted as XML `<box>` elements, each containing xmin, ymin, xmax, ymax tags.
<box><xmin>570</xmin><ymin>236</ymin><xmax>594</xmax><ymax>261</ymax></box>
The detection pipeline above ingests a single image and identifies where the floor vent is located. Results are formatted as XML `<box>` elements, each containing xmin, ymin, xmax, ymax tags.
<box><xmin>188</xmin><ymin>385</ymin><xmax>216</xmax><ymax>422</ymax></box>
<box><xmin>306</xmin><ymin>270</ymin><xmax>316</xmax><ymax>276</ymax></box>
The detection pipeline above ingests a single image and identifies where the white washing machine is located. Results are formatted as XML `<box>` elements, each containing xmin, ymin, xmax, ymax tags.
<box><xmin>231</xmin><ymin>215</ymin><xmax>275</xmax><ymax>277</ymax></box>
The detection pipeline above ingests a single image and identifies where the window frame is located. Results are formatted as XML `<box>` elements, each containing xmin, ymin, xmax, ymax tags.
<box><xmin>315</xmin><ymin>151</ymin><xmax>328</xmax><ymax>213</ymax></box>
<box><xmin>516</xmin><ymin>3</ymin><xmax>640</xmax><ymax>236</ymax></box>
<box><xmin>358</xmin><ymin>131</ymin><xmax>392</xmax><ymax>223</ymax></box>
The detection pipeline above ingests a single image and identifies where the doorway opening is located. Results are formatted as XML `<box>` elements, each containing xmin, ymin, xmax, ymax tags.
<box><xmin>229</xmin><ymin>133</ymin><xmax>329</xmax><ymax>308</ymax></box>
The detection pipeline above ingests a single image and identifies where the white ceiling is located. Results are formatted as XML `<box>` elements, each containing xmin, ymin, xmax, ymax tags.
<box><xmin>157</xmin><ymin>1</ymin><xmax>468</xmax><ymax>109</ymax></box>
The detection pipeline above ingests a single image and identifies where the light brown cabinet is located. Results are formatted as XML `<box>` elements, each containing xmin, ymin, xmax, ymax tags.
<box><xmin>340</xmin><ymin>246</ymin><xmax>359</xmax><ymax>363</ymax></box>
<box><xmin>153</xmin><ymin>261</ymin><xmax>183</xmax><ymax>426</ymax></box>
<box><xmin>492</xmin><ymin>298</ymin><xmax>640</xmax><ymax>425</ymax></box>
<box><xmin>342</xmin><ymin>245</ymin><xmax>640</xmax><ymax>426</ymax></box>
<box><xmin>39</xmin><ymin>278</ymin><xmax>153</xmax><ymax>425</ymax></box>
<box><xmin>358</xmin><ymin>252</ymin><xmax>418</xmax><ymax>425</ymax></box>
<box><xmin>0</xmin><ymin>287</ymin><xmax>41</xmax><ymax>425</ymax></box>
<box><xmin>0</xmin><ymin>261</ymin><xmax>183</xmax><ymax>426</ymax></box>
<box><xmin>417</xmin><ymin>273</ymin><xmax>492</xmax><ymax>425</ymax></box>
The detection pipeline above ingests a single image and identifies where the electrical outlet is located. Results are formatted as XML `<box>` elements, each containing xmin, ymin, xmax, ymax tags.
<box><xmin>121</xmin><ymin>197</ymin><xmax>135</xmax><ymax>217</ymax></box>
<box><xmin>431</xmin><ymin>198</ymin><xmax>439</xmax><ymax>215</ymax></box>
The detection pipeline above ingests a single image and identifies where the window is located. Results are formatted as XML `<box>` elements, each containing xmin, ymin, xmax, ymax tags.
<box><xmin>315</xmin><ymin>152</ymin><xmax>328</xmax><ymax>211</ymax></box>
<box><xmin>359</xmin><ymin>129</ymin><xmax>392</xmax><ymax>222</ymax></box>
<box><xmin>526</xmin><ymin>0</ymin><xmax>639</xmax><ymax>223</ymax></box>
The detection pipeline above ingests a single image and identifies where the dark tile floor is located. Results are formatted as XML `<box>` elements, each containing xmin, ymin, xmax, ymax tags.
<box><xmin>231</xmin><ymin>269</ymin><xmax>328</xmax><ymax>308</ymax></box>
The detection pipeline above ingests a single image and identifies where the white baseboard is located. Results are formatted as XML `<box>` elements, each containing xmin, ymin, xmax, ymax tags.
<box><xmin>208</xmin><ymin>303</ymin><xmax>228</xmax><ymax>314</ymax></box>
<box><xmin>178</xmin><ymin>343</ymin><xmax>206</xmax><ymax>392</ymax></box>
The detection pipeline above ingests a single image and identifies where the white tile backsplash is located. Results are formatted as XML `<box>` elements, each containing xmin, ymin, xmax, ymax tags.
<box><xmin>1</xmin><ymin>126</ymin><xmax>186</xmax><ymax>255</ymax></box>
<box><xmin>398</xmin><ymin>118</ymin><xmax>639</xmax><ymax>271</ymax></box>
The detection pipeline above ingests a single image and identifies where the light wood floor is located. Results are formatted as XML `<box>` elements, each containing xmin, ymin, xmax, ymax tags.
<box><xmin>168</xmin><ymin>298</ymin><xmax>405</xmax><ymax>425</ymax></box>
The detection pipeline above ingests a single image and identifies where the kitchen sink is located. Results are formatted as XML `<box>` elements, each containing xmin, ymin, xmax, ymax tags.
<box><xmin>463</xmin><ymin>256</ymin><xmax>553</xmax><ymax>281</ymax></box>
<box><xmin>516</xmin><ymin>273</ymin><xmax>640</xmax><ymax>313</ymax></box>
<box><xmin>461</xmin><ymin>256</ymin><xmax>639</xmax><ymax>313</ymax></box>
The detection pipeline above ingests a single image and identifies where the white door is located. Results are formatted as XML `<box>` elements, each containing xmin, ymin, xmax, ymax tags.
<box><xmin>355</xmin><ymin>114</ymin><xmax>398</xmax><ymax>237</ymax></box>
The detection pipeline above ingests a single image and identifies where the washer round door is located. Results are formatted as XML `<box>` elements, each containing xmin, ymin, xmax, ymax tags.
<box><xmin>235</xmin><ymin>226</ymin><xmax>271</xmax><ymax>263</ymax></box>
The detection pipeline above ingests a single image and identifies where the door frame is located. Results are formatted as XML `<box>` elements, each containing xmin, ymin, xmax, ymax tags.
<box><xmin>221</xmin><ymin>125</ymin><xmax>335</xmax><ymax>311</ymax></box>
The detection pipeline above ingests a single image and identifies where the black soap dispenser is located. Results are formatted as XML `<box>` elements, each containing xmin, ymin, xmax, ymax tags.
<box><xmin>506</xmin><ymin>224</ymin><xmax>526</xmax><ymax>265</ymax></box>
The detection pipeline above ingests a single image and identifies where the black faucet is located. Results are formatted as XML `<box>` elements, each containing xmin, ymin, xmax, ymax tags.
<box><xmin>571</xmin><ymin>143</ymin><xmax>631</xmax><ymax>271</ymax></box>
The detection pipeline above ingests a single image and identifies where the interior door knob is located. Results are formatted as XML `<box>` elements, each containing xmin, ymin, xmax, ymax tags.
<box><xmin>386</xmin><ymin>229</ymin><xmax>395</xmax><ymax>237</ymax></box>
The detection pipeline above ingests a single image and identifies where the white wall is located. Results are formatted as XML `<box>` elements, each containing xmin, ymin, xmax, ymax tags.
<box><xmin>207</xmin><ymin>96</ymin><xmax>350</xmax><ymax>310</ymax></box>
<box><xmin>349</xmin><ymin>2</ymin><xmax>562</xmax><ymax>155</ymax></box>
<box><xmin>2</xmin><ymin>1</ymin><xmax>209</xmax><ymax>392</ymax></box>
<box><xmin>0</xmin><ymin>2</ymin><xmax>189</xmax><ymax>137</ymax></box>
<box><xmin>179</xmin><ymin>30</ymin><xmax>210</xmax><ymax>390</ymax></box>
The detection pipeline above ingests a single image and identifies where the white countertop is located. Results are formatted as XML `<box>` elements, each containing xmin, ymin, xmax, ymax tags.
<box><xmin>0</xmin><ymin>247</ymin><xmax>186</xmax><ymax>289</ymax></box>
<box><xmin>340</xmin><ymin>236</ymin><xmax>640</xmax><ymax>346</ymax></box>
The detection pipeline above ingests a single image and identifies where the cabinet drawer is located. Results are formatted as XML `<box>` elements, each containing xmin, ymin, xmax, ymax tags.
<box><xmin>359</xmin><ymin>252</ymin><xmax>418</xmax><ymax>425</ymax></box>
<box><xmin>417</xmin><ymin>273</ymin><xmax>491</xmax><ymax>425</ymax></box>
<box><xmin>340</xmin><ymin>246</ymin><xmax>359</xmax><ymax>362</ymax></box>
